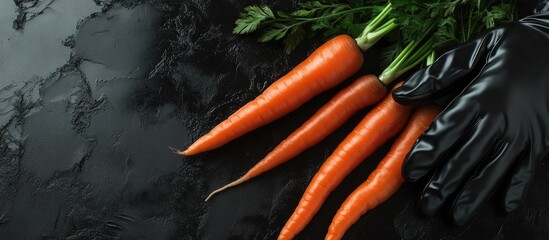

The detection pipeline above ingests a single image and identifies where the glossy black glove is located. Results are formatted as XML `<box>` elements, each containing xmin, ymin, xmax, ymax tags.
<box><xmin>392</xmin><ymin>4</ymin><xmax>549</xmax><ymax>225</ymax></box>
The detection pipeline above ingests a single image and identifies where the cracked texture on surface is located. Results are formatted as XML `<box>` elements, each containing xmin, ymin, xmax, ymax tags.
<box><xmin>0</xmin><ymin>0</ymin><xmax>547</xmax><ymax>239</ymax></box>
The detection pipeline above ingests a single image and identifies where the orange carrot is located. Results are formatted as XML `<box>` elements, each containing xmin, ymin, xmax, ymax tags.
<box><xmin>278</xmin><ymin>83</ymin><xmax>412</xmax><ymax>240</ymax></box>
<box><xmin>205</xmin><ymin>75</ymin><xmax>387</xmax><ymax>201</ymax></box>
<box><xmin>179</xmin><ymin>35</ymin><xmax>363</xmax><ymax>156</ymax></box>
<box><xmin>325</xmin><ymin>105</ymin><xmax>441</xmax><ymax>240</ymax></box>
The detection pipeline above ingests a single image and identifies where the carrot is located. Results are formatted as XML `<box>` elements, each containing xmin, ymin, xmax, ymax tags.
<box><xmin>278</xmin><ymin>83</ymin><xmax>412</xmax><ymax>240</ymax></box>
<box><xmin>178</xmin><ymin>35</ymin><xmax>363</xmax><ymax>156</ymax></box>
<box><xmin>205</xmin><ymin>75</ymin><xmax>387</xmax><ymax>201</ymax></box>
<box><xmin>325</xmin><ymin>105</ymin><xmax>441</xmax><ymax>240</ymax></box>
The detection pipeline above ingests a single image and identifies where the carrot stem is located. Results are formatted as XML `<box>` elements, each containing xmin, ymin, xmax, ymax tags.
<box><xmin>355</xmin><ymin>3</ymin><xmax>397</xmax><ymax>51</ymax></box>
<box><xmin>358</xmin><ymin>3</ymin><xmax>392</xmax><ymax>37</ymax></box>
<box><xmin>378</xmin><ymin>34</ymin><xmax>434</xmax><ymax>84</ymax></box>
<box><xmin>426</xmin><ymin>50</ymin><xmax>436</xmax><ymax>66</ymax></box>
<box><xmin>384</xmin><ymin>40</ymin><xmax>418</xmax><ymax>73</ymax></box>
<box><xmin>291</xmin><ymin>6</ymin><xmax>375</xmax><ymax>22</ymax></box>
<box><xmin>355</xmin><ymin>19</ymin><xmax>398</xmax><ymax>51</ymax></box>
<box><xmin>388</xmin><ymin>38</ymin><xmax>434</xmax><ymax>81</ymax></box>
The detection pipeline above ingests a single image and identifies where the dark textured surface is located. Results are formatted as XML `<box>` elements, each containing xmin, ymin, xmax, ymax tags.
<box><xmin>0</xmin><ymin>0</ymin><xmax>547</xmax><ymax>239</ymax></box>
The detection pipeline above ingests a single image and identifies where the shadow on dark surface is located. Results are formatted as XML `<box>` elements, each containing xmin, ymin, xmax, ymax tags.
<box><xmin>0</xmin><ymin>0</ymin><xmax>547</xmax><ymax>239</ymax></box>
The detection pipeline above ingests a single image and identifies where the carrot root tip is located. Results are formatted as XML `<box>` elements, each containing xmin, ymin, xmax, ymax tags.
<box><xmin>168</xmin><ymin>146</ymin><xmax>187</xmax><ymax>156</ymax></box>
<box><xmin>205</xmin><ymin>176</ymin><xmax>249</xmax><ymax>202</ymax></box>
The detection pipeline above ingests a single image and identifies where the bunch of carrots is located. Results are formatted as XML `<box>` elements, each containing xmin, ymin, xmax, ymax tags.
<box><xmin>176</xmin><ymin>0</ymin><xmax>516</xmax><ymax>239</ymax></box>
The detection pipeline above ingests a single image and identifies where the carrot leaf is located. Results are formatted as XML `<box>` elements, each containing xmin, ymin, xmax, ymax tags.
<box><xmin>283</xmin><ymin>26</ymin><xmax>308</xmax><ymax>54</ymax></box>
<box><xmin>234</xmin><ymin>0</ymin><xmax>516</xmax><ymax>57</ymax></box>
<box><xmin>233</xmin><ymin>1</ymin><xmax>379</xmax><ymax>53</ymax></box>
<box><xmin>484</xmin><ymin>4</ymin><xmax>515</xmax><ymax>29</ymax></box>
<box><xmin>234</xmin><ymin>5</ymin><xmax>275</xmax><ymax>34</ymax></box>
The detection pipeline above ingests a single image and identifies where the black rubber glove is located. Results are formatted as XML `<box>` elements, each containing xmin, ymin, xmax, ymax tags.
<box><xmin>392</xmin><ymin>3</ymin><xmax>549</xmax><ymax>225</ymax></box>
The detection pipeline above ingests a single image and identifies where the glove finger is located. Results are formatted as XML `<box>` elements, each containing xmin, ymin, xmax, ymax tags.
<box><xmin>402</xmin><ymin>97</ymin><xmax>477</xmax><ymax>181</ymax></box>
<box><xmin>450</xmin><ymin>141</ymin><xmax>522</xmax><ymax>225</ymax></box>
<box><xmin>418</xmin><ymin>117</ymin><xmax>498</xmax><ymax>216</ymax></box>
<box><xmin>393</xmin><ymin>31</ymin><xmax>500</xmax><ymax>105</ymax></box>
<box><xmin>503</xmin><ymin>147</ymin><xmax>538</xmax><ymax>213</ymax></box>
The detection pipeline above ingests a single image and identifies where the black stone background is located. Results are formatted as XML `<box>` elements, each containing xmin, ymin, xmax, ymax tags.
<box><xmin>0</xmin><ymin>0</ymin><xmax>547</xmax><ymax>239</ymax></box>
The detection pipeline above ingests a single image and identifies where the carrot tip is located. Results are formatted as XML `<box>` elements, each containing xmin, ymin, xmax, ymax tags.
<box><xmin>168</xmin><ymin>146</ymin><xmax>187</xmax><ymax>156</ymax></box>
<box><xmin>205</xmin><ymin>176</ymin><xmax>249</xmax><ymax>202</ymax></box>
